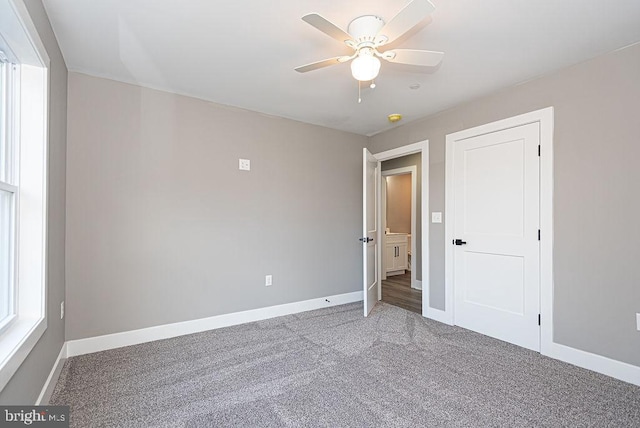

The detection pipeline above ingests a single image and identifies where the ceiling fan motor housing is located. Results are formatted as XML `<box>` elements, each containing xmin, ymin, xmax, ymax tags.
<box><xmin>348</xmin><ymin>15</ymin><xmax>385</xmax><ymax>45</ymax></box>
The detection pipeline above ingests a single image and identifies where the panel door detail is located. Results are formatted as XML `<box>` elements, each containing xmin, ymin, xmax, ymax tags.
<box><xmin>452</xmin><ymin>122</ymin><xmax>540</xmax><ymax>351</ymax></box>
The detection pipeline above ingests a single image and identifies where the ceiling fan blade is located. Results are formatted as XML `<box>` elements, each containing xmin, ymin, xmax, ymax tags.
<box><xmin>294</xmin><ymin>56</ymin><xmax>350</xmax><ymax>73</ymax></box>
<box><xmin>302</xmin><ymin>13</ymin><xmax>353</xmax><ymax>44</ymax></box>
<box><xmin>377</xmin><ymin>0</ymin><xmax>435</xmax><ymax>45</ymax></box>
<box><xmin>383</xmin><ymin>49</ymin><xmax>444</xmax><ymax>67</ymax></box>
<box><xmin>380</xmin><ymin>16</ymin><xmax>432</xmax><ymax>50</ymax></box>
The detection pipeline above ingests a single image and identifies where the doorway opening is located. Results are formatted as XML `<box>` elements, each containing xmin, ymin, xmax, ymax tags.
<box><xmin>367</xmin><ymin>140</ymin><xmax>429</xmax><ymax>318</ymax></box>
<box><xmin>381</xmin><ymin>165</ymin><xmax>420</xmax><ymax>314</ymax></box>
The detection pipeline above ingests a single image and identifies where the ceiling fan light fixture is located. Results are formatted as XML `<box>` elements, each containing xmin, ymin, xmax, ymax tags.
<box><xmin>350</xmin><ymin>49</ymin><xmax>381</xmax><ymax>82</ymax></box>
<box><xmin>296</xmin><ymin>1</ymin><xmax>443</xmax><ymax>87</ymax></box>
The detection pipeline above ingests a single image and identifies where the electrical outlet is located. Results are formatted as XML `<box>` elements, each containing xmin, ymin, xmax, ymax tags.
<box><xmin>60</xmin><ymin>301</ymin><xmax>64</xmax><ymax>320</ymax></box>
<box><xmin>432</xmin><ymin>212</ymin><xmax>442</xmax><ymax>223</ymax></box>
<box><xmin>239</xmin><ymin>159</ymin><xmax>250</xmax><ymax>171</ymax></box>
<box><xmin>265</xmin><ymin>275</ymin><xmax>272</xmax><ymax>286</ymax></box>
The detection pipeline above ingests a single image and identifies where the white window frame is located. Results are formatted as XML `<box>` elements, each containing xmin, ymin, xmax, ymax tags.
<box><xmin>0</xmin><ymin>57</ymin><xmax>19</xmax><ymax>334</ymax></box>
<box><xmin>0</xmin><ymin>0</ymin><xmax>50</xmax><ymax>393</ymax></box>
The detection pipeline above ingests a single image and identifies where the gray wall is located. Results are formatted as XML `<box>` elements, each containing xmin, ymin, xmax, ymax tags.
<box><xmin>382</xmin><ymin>153</ymin><xmax>422</xmax><ymax>281</ymax></box>
<box><xmin>0</xmin><ymin>0</ymin><xmax>67</xmax><ymax>404</ymax></box>
<box><xmin>369</xmin><ymin>43</ymin><xmax>640</xmax><ymax>367</ymax></box>
<box><xmin>65</xmin><ymin>72</ymin><xmax>367</xmax><ymax>340</ymax></box>
<box><xmin>385</xmin><ymin>175</ymin><xmax>412</xmax><ymax>234</ymax></box>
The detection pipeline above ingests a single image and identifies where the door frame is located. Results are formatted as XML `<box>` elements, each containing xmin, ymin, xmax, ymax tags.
<box><xmin>444</xmin><ymin>107</ymin><xmax>554</xmax><ymax>355</ymax></box>
<box><xmin>381</xmin><ymin>166</ymin><xmax>418</xmax><ymax>290</ymax></box>
<box><xmin>373</xmin><ymin>140</ymin><xmax>430</xmax><ymax>318</ymax></box>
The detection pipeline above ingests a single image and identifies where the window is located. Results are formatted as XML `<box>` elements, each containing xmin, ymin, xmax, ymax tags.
<box><xmin>0</xmin><ymin>57</ymin><xmax>17</xmax><ymax>331</ymax></box>
<box><xmin>0</xmin><ymin>0</ymin><xmax>50</xmax><ymax>392</ymax></box>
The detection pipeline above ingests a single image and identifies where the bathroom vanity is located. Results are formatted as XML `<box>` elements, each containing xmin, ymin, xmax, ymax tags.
<box><xmin>385</xmin><ymin>233</ymin><xmax>408</xmax><ymax>276</ymax></box>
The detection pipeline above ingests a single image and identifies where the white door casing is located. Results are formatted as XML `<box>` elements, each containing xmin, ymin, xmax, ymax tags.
<box><xmin>439</xmin><ymin>110</ymin><xmax>638</xmax><ymax>389</ymax></box>
<box><xmin>372</xmin><ymin>140</ymin><xmax>429</xmax><ymax>317</ymax></box>
<box><xmin>381</xmin><ymin>166</ymin><xmax>417</xmax><ymax>289</ymax></box>
<box><xmin>363</xmin><ymin>148</ymin><xmax>379</xmax><ymax>316</ymax></box>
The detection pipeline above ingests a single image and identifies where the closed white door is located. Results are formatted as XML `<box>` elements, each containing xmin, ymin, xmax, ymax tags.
<box><xmin>362</xmin><ymin>148</ymin><xmax>379</xmax><ymax>316</ymax></box>
<box><xmin>452</xmin><ymin>123</ymin><xmax>540</xmax><ymax>351</ymax></box>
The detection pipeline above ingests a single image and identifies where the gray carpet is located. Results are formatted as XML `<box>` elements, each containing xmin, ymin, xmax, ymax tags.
<box><xmin>50</xmin><ymin>302</ymin><xmax>640</xmax><ymax>427</ymax></box>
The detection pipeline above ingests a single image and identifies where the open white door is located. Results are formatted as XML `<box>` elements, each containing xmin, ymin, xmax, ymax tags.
<box><xmin>362</xmin><ymin>148</ymin><xmax>379</xmax><ymax>316</ymax></box>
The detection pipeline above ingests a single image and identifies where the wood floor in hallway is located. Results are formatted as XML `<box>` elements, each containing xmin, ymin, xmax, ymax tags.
<box><xmin>381</xmin><ymin>271</ymin><xmax>422</xmax><ymax>314</ymax></box>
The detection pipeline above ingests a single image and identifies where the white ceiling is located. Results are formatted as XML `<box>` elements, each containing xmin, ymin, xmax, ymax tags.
<box><xmin>43</xmin><ymin>0</ymin><xmax>640</xmax><ymax>136</ymax></box>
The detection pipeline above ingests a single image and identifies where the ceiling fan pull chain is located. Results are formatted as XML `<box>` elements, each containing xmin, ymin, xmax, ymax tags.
<box><xmin>358</xmin><ymin>80</ymin><xmax>362</xmax><ymax>104</ymax></box>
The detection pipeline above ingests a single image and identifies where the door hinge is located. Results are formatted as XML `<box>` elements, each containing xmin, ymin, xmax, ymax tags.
<box><xmin>538</xmin><ymin>314</ymin><xmax>541</xmax><ymax>326</ymax></box>
<box><xmin>538</xmin><ymin>229</ymin><xmax>541</xmax><ymax>241</ymax></box>
<box><xmin>538</xmin><ymin>145</ymin><xmax>541</xmax><ymax>157</ymax></box>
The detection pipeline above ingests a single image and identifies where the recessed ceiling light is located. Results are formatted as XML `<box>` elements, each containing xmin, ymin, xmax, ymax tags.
<box><xmin>409</xmin><ymin>83</ymin><xmax>421</xmax><ymax>90</ymax></box>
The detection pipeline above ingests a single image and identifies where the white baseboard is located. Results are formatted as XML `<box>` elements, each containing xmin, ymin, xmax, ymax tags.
<box><xmin>387</xmin><ymin>270</ymin><xmax>405</xmax><ymax>276</ymax></box>
<box><xmin>35</xmin><ymin>343</ymin><xmax>67</xmax><ymax>405</ymax></box>
<box><xmin>544</xmin><ymin>342</ymin><xmax>640</xmax><ymax>386</ymax></box>
<box><xmin>61</xmin><ymin>289</ymin><xmax>639</xmax><ymax>387</ymax></box>
<box><xmin>412</xmin><ymin>280</ymin><xmax>422</xmax><ymax>290</ymax></box>
<box><xmin>426</xmin><ymin>307</ymin><xmax>639</xmax><ymax>386</ymax></box>
<box><xmin>424</xmin><ymin>306</ymin><xmax>454</xmax><ymax>325</ymax></box>
<box><xmin>66</xmin><ymin>291</ymin><xmax>363</xmax><ymax>358</ymax></box>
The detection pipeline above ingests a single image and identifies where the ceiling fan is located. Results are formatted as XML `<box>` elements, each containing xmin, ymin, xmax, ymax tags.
<box><xmin>294</xmin><ymin>0</ymin><xmax>444</xmax><ymax>84</ymax></box>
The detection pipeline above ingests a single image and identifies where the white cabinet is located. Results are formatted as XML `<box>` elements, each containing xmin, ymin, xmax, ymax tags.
<box><xmin>385</xmin><ymin>233</ymin><xmax>408</xmax><ymax>275</ymax></box>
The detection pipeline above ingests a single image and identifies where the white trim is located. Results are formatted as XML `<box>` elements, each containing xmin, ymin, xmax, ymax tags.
<box><xmin>380</xmin><ymin>174</ymin><xmax>387</xmax><ymax>283</ymax></box>
<box><xmin>0</xmin><ymin>181</ymin><xmax>18</xmax><ymax>193</ymax></box>
<box><xmin>381</xmin><ymin>166</ymin><xmax>417</xmax><ymax>289</ymax></box>
<box><xmin>424</xmin><ymin>306</ymin><xmax>452</xmax><ymax>325</ymax></box>
<box><xmin>420</xmin><ymin>147</ymin><xmax>430</xmax><ymax>319</ymax></box>
<box><xmin>443</xmin><ymin>134</ymin><xmax>456</xmax><ymax>324</ymax></box>
<box><xmin>0</xmin><ymin>318</ymin><xmax>45</xmax><ymax>391</ymax></box>
<box><xmin>545</xmin><ymin>342</ymin><xmax>640</xmax><ymax>386</ymax></box>
<box><xmin>66</xmin><ymin>291</ymin><xmax>363</xmax><ymax>357</ymax></box>
<box><xmin>376</xmin><ymin>159</ymin><xmax>382</xmax><ymax>301</ymax></box>
<box><xmin>7</xmin><ymin>0</ymin><xmax>50</xmax><ymax>67</ymax></box>
<box><xmin>438</xmin><ymin>106</ymin><xmax>640</xmax><ymax>386</ymax></box>
<box><xmin>0</xmin><ymin>0</ymin><xmax>50</xmax><ymax>392</ymax></box>
<box><xmin>61</xmin><ymin>293</ymin><xmax>640</xmax><ymax>386</ymax></box>
<box><xmin>373</xmin><ymin>140</ymin><xmax>429</xmax><ymax>319</ymax></box>
<box><xmin>413</xmin><ymin>280</ymin><xmax>422</xmax><ymax>291</ymax></box>
<box><xmin>374</xmin><ymin>142</ymin><xmax>423</xmax><ymax>161</ymax></box>
<box><xmin>35</xmin><ymin>343</ymin><xmax>67</xmax><ymax>405</ymax></box>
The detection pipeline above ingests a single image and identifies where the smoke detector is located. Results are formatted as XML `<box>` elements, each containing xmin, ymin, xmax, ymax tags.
<box><xmin>388</xmin><ymin>114</ymin><xmax>403</xmax><ymax>123</ymax></box>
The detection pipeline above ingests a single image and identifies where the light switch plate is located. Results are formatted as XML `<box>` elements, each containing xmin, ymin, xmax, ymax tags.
<box><xmin>239</xmin><ymin>159</ymin><xmax>250</xmax><ymax>171</ymax></box>
<box><xmin>432</xmin><ymin>212</ymin><xmax>442</xmax><ymax>223</ymax></box>
<box><xmin>636</xmin><ymin>313</ymin><xmax>640</xmax><ymax>331</ymax></box>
